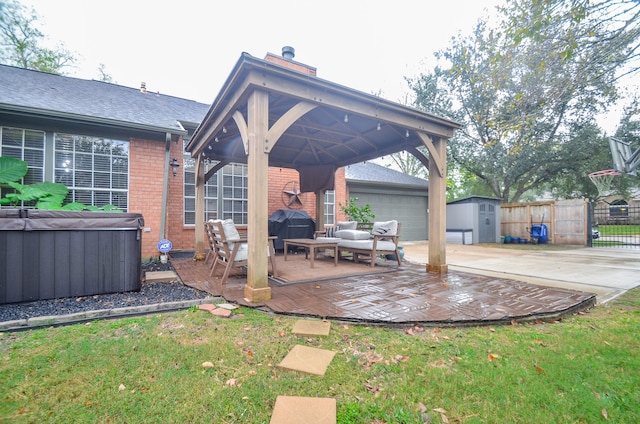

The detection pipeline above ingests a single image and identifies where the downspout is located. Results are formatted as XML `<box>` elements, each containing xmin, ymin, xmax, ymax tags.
<box><xmin>159</xmin><ymin>132</ymin><xmax>171</xmax><ymax>240</ymax></box>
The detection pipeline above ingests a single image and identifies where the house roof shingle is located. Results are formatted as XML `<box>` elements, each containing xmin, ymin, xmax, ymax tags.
<box><xmin>345</xmin><ymin>161</ymin><xmax>427</xmax><ymax>188</ymax></box>
<box><xmin>0</xmin><ymin>64</ymin><xmax>209</xmax><ymax>134</ymax></box>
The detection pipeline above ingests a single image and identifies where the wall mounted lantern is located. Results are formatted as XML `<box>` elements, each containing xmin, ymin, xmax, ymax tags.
<box><xmin>169</xmin><ymin>158</ymin><xmax>180</xmax><ymax>177</ymax></box>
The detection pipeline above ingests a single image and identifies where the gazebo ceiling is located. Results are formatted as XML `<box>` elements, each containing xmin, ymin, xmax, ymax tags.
<box><xmin>186</xmin><ymin>52</ymin><xmax>461</xmax><ymax>170</ymax></box>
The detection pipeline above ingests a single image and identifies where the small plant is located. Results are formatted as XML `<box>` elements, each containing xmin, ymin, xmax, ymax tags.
<box><xmin>0</xmin><ymin>156</ymin><xmax>120</xmax><ymax>211</ymax></box>
<box><xmin>339</xmin><ymin>197</ymin><xmax>375</xmax><ymax>222</ymax></box>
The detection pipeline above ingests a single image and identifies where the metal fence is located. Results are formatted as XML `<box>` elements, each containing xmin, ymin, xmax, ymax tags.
<box><xmin>592</xmin><ymin>204</ymin><xmax>640</xmax><ymax>248</ymax></box>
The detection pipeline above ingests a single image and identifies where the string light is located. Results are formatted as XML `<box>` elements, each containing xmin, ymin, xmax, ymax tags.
<box><xmin>405</xmin><ymin>129</ymin><xmax>410</xmax><ymax>138</ymax></box>
<box><xmin>377</xmin><ymin>122</ymin><xmax>381</xmax><ymax>131</ymax></box>
<box><xmin>344</xmin><ymin>114</ymin><xmax>349</xmax><ymax>123</ymax></box>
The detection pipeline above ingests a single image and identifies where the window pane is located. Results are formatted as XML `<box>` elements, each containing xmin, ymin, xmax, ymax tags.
<box><xmin>1</xmin><ymin>127</ymin><xmax>45</xmax><ymax>207</ymax></box>
<box><xmin>54</xmin><ymin>133</ymin><xmax>129</xmax><ymax>210</ymax></box>
<box><xmin>24</xmin><ymin>130</ymin><xmax>44</xmax><ymax>149</ymax></box>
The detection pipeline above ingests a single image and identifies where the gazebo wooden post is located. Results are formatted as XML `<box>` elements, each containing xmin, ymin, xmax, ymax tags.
<box><xmin>427</xmin><ymin>136</ymin><xmax>448</xmax><ymax>273</ymax></box>
<box><xmin>315</xmin><ymin>189</ymin><xmax>325</xmax><ymax>232</ymax></box>
<box><xmin>194</xmin><ymin>154</ymin><xmax>206</xmax><ymax>260</ymax></box>
<box><xmin>245</xmin><ymin>89</ymin><xmax>272</xmax><ymax>302</ymax></box>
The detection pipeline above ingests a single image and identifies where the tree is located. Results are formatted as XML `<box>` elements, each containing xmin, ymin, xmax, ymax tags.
<box><xmin>411</xmin><ymin>0</ymin><xmax>640</xmax><ymax>203</ymax></box>
<box><xmin>0</xmin><ymin>0</ymin><xmax>75</xmax><ymax>73</ymax></box>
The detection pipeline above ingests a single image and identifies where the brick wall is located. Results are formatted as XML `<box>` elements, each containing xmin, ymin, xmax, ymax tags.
<box><xmin>128</xmin><ymin>138</ymin><xmax>167</xmax><ymax>258</ymax></box>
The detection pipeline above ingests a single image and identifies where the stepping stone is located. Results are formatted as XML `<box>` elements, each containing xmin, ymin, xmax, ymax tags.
<box><xmin>292</xmin><ymin>319</ymin><xmax>331</xmax><ymax>337</ymax></box>
<box><xmin>216</xmin><ymin>303</ymin><xmax>238</xmax><ymax>310</ymax></box>
<box><xmin>144</xmin><ymin>271</ymin><xmax>178</xmax><ymax>282</ymax></box>
<box><xmin>277</xmin><ymin>345</ymin><xmax>336</xmax><ymax>376</ymax></box>
<box><xmin>210</xmin><ymin>308</ymin><xmax>232</xmax><ymax>318</ymax></box>
<box><xmin>270</xmin><ymin>396</ymin><xmax>336</xmax><ymax>424</ymax></box>
<box><xmin>198</xmin><ymin>304</ymin><xmax>216</xmax><ymax>312</ymax></box>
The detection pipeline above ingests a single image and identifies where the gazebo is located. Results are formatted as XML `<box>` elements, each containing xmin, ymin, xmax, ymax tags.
<box><xmin>186</xmin><ymin>48</ymin><xmax>461</xmax><ymax>302</ymax></box>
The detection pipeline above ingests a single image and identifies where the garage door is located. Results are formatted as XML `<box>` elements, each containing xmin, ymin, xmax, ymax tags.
<box><xmin>349</xmin><ymin>190</ymin><xmax>428</xmax><ymax>241</ymax></box>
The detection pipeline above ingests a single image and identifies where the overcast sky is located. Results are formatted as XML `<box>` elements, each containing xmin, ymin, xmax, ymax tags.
<box><xmin>21</xmin><ymin>0</ymin><xmax>502</xmax><ymax>104</ymax></box>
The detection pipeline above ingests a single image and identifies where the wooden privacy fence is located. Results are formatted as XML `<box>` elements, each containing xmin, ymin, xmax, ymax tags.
<box><xmin>501</xmin><ymin>199</ymin><xmax>589</xmax><ymax>246</ymax></box>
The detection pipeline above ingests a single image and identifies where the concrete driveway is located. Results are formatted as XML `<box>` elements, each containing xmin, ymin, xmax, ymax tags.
<box><xmin>402</xmin><ymin>242</ymin><xmax>640</xmax><ymax>303</ymax></box>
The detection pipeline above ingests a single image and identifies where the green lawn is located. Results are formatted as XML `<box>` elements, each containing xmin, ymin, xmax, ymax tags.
<box><xmin>596</xmin><ymin>224</ymin><xmax>640</xmax><ymax>236</ymax></box>
<box><xmin>1</xmin><ymin>289</ymin><xmax>639</xmax><ymax>423</ymax></box>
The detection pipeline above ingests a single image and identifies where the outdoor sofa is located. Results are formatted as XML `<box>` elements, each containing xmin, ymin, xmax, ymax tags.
<box><xmin>316</xmin><ymin>220</ymin><xmax>402</xmax><ymax>267</ymax></box>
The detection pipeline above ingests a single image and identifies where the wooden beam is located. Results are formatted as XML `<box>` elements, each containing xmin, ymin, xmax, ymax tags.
<box><xmin>315</xmin><ymin>189</ymin><xmax>326</xmax><ymax>231</ymax></box>
<box><xmin>204</xmin><ymin>160</ymin><xmax>229</xmax><ymax>183</ymax></box>
<box><xmin>265</xmin><ymin>101</ymin><xmax>317</xmax><ymax>153</ymax></box>
<box><xmin>245</xmin><ymin>89</ymin><xmax>272</xmax><ymax>302</ymax></box>
<box><xmin>194</xmin><ymin>154</ymin><xmax>206</xmax><ymax>260</ymax></box>
<box><xmin>189</xmin><ymin>77</ymin><xmax>253</xmax><ymax>157</ymax></box>
<box><xmin>417</xmin><ymin>132</ymin><xmax>444</xmax><ymax>177</ymax></box>
<box><xmin>427</xmin><ymin>136</ymin><xmax>448</xmax><ymax>274</ymax></box>
<box><xmin>250</xmin><ymin>70</ymin><xmax>457</xmax><ymax>138</ymax></box>
<box><xmin>232</xmin><ymin>110</ymin><xmax>249</xmax><ymax>155</ymax></box>
<box><xmin>406</xmin><ymin>145</ymin><xmax>430</xmax><ymax>169</ymax></box>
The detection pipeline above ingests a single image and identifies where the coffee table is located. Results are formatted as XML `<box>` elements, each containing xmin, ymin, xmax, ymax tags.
<box><xmin>283</xmin><ymin>238</ymin><xmax>339</xmax><ymax>268</ymax></box>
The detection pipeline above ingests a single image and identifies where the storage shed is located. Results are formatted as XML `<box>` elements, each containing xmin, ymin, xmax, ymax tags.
<box><xmin>446</xmin><ymin>196</ymin><xmax>502</xmax><ymax>244</ymax></box>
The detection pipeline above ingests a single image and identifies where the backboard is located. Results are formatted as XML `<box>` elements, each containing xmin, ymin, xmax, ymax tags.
<box><xmin>608</xmin><ymin>137</ymin><xmax>639</xmax><ymax>176</ymax></box>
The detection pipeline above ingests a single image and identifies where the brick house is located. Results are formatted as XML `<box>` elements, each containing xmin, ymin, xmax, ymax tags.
<box><xmin>1</xmin><ymin>61</ymin><xmax>431</xmax><ymax>259</ymax></box>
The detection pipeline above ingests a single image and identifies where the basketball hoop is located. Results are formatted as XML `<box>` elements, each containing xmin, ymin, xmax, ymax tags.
<box><xmin>588</xmin><ymin>169</ymin><xmax>620</xmax><ymax>198</ymax></box>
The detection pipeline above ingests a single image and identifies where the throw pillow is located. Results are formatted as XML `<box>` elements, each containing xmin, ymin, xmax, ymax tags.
<box><xmin>371</xmin><ymin>220</ymin><xmax>398</xmax><ymax>237</ymax></box>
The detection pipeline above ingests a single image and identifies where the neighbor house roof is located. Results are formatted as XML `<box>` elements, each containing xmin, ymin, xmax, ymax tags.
<box><xmin>345</xmin><ymin>161</ymin><xmax>428</xmax><ymax>188</ymax></box>
<box><xmin>0</xmin><ymin>64</ymin><xmax>209</xmax><ymax>135</ymax></box>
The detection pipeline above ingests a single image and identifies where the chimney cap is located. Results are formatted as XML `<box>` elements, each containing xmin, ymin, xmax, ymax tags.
<box><xmin>282</xmin><ymin>46</ymin><xmax>295</xmax><ymax>60</ymax></box>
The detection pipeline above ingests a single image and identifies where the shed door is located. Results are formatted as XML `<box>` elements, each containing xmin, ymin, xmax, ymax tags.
<box><xmin>478</xmin><ymin>202</ymin><xmax>496</xmax><ymax>243</ymax></box>
<box><xmin>348</xmin><ymin>191</ymin><xmax>428</xmax><ymax>240</ymax></box>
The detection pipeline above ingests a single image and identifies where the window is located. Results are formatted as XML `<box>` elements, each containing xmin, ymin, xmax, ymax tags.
<box><xmin>183</xmin><ymin>156</ymin><xmax>218</xmax><ymax>225</ymax></box>
<box><xmin>54</xmin><ymin>133</ymin><xmax>129</xmax><ymax>209</ymax></box>
<box><xmin>221</xmin><ymin>163</ymin><xmax>248</xmax><ymax>223</ymax></box>
<box><xmin>609</xmin><ymin>199</ymin><xmax>629</xmax><ymax>218</ymax></box>
<box><xmin>0</xmin><ymin>127</ymin><xmax>45</xmax><ymax>206</ymax></box>
<box><xmin>324</xmin><ymin>190</ymin><xmax>335</xmax><ymax>225</ymax></box>
<box><xmin>183</xmin><ymin>153</ymin><xmax>248</xmax><ymax>225</ymax></box>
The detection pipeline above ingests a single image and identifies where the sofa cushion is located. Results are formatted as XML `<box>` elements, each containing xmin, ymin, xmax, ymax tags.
<box><xmin>325</xmin><ymin>221</ymin><xmax>358</xmax><ymax>237</ymax></box>
<box><xmin>337</xmin><ymin>221</ymin><xmax>358</xmax><ymax>230</ymax></box>
<box><xmin>337</xmin><ymin>239</ymin><xmax>397</xmax><ymax>252</ymax></box>
<box><xmin>371</xmin><ymin>220</ymin><xmax>398</xmax><ymax>237</ymax></box>
<box><xmin>334</xmin><ymin>229</ymin><xmax>371</xmax><ymax>240</ymax></box>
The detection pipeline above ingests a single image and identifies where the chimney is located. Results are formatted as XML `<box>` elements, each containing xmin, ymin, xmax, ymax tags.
<box><xmin>264</xmin><ymin>46</ymin><xmax>317</xmax><ymax>76</ymax></box>
<box><xmin>140</xmin><ymin>81</ymin><xmax>147</xmax><ymax>94</ymax></box>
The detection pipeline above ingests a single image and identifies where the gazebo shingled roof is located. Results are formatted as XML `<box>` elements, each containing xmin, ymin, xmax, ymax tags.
<box><xmin>187</xmin><ymin>50</ymin><xmax>461</xmax><ymax>302</ymax></box>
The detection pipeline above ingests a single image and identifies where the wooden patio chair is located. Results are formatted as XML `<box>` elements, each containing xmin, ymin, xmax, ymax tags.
<box><xmin>204</xmin><ymin>220</ymin><xmax>217</xmax><ymax>265</ymax></box>
<box><xmin>207</xmin><ymin>219</ymin><xmax>278</xmax><ymax>284</ymax></box>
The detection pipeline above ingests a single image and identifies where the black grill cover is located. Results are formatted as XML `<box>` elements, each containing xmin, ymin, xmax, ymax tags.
<box><xmin>268</xmin><ymin>209</ymin><xmax>316</xmax><ymax>251</ymax></box>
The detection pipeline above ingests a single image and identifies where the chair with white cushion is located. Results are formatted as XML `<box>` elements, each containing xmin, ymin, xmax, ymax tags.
<box><xmin>207</xmin><ymin>219</ymin><xmax>278</xmax><ymax>284</ymax></box>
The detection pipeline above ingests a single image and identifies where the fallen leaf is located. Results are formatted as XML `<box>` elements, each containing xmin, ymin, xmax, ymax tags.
<box><xmin>246</xmin><ymin>349</ymin><xmax>254</xmax><ymax>359</ymax></box>
<box><xmin>405</xmin><ymin>328</ymin><xmax>414</xmax><ymax>336</ymax></box>
<box><xmin>342</xmin><ymin>324</ymin><xmax>349</xmax><ymax>330</ymax></box>
<box><xmin>278</xmin><ymin>331</ymin><xmax>285</xmax><ymax>337</ymax></box>
<box><xmin>534</xmin><ymin>364</ymin><xmax>546</xmax><ymax>374</ymax></box>
<box><xmin>225</xmin><ymin>378</ymin><xmax>237</xmax><ymax>386</ymax></box>
<box><xmin>118</xmin><ymin>384</ymin><xmax>126</xmax><ymax>391</ymax></box>
<box><xmin>602</xmin><ymin>408</ymin><xmax>608</xmax><ymax>420</ymax></box>
<box><xmin>488</xmin><ymin>353</ymin><xmax>500</xmax><ymax>361</ymax></box>
<box><xmin>202</xmin><ymin>361</ymin><xmax>214</xmax><ymax>368</ymax></box>
<box><xmin>489</xmin><ymin>327</ymin><xmax>496</xmax><ymax>332</ymax></box>
<box><xmin>394</xmin><ymin>354</ymin><xmax>409</xmax><ymax>362</ymax></box>
<box><xmin>248</xmin><ymin>370</ymin><xmax>257</xmax><ymax>375</ymax></box>
<box><xmin>434</xmin><ymin>408</ymin><xmax>449</xmax><ymax>423</ymax></box>
<box><xmin>418</xmin><ymin>402</ymin><xmax>427</xmax><ymax>413</ymax></box>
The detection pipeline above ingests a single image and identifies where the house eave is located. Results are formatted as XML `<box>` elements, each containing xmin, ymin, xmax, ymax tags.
<box><xmin>1</xmin><ymin>103</ymin><xmax>188</xmax><ymax>137</ymax></box>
